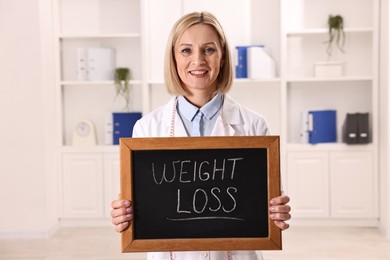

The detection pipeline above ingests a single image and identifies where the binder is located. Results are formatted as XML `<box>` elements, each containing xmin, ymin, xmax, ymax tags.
<box><xmin>112</xmin><ymin>112</ymin><xmax>142</xmax><ymax>145</ymax></box>
<box><xmin>105</xmin><ymin>112</ymin><xmax>113</xmax><ymax>145</ymax></box>
<box><xmin>300</xmin><ymin>110</ymin><xmax>309</xmax><ymax>143</ymax></box>
<box><xmin>235</xmin><ymin>46</ymin><xmax>249</xmax><ymax>78</ymax></box>
<box><xmin>86</xmin><ymin>48</ymin><xmax>116</xmax><ymax>81</ymax></box>
<box><xmin>76</xmin><ymin>48</ymin><xmax>87</xmax><ymax>81</ymax></box>
<box><xmin>308</xmin><ymin>110</ymin><xmax>337</xmax><ymax>144</ymax></box>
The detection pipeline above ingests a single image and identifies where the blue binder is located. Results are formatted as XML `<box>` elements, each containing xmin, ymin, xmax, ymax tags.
<box><xmin>308</xmin><ymin>110</ymin><xmax>337</xmax><ymax>144</ymax></box>
<box><xmin>113</xmin><ymin>112</ymin><xmax>142</xmax><ymax>145</ymax></box>
<box><xmin>235</xmin><ymin>46</ymin><xmax>249</xmax><ymax>78</ymax></box>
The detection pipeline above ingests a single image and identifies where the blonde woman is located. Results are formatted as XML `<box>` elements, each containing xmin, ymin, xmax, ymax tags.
<box><xmin>111</xmin><ymin>11</ymin><xmax>291</xmax><ymax>260</ymax></box>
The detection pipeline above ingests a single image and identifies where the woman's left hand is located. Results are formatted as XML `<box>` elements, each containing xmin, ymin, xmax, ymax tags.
<box><xmin>269</xmin><ymin>195</ymin><xmax>291</xmax><ymax>230</ymax></box>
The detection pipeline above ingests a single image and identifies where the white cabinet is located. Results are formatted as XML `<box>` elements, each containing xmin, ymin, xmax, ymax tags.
<box><xmin>103</xmin><ymin>153</ymin><xmax>120</xmax><ymax>218</ymax></box>
<box><xmin>62</xmin><ymin>154</ymin><xmax>104</xmax><ymax>218</ymax></box>
<box><xmin>330</xmin><ymin>152</ymin><xmax>375</xmax><ymax>218</ymax></box>
<box><xmin>287</xmin><ymin>152</ymin><xmax>329</xmax><ymax>218</ymax></box>
<box><xmin>287</xmin><ymin>150</ymin><xmax>376</xmax><ymax>220</ymax></box>
<box><xmin>62</xmin><ymin>151</ymin><xmax>120</xmax><ymax>219</ymax></box>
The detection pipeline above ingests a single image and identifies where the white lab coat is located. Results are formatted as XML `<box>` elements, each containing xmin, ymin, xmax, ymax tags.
<box><xmin>133</xmin><ymin>95</ymin><xmax>268</xmax><ymax>260</ymax></box>
<box><xmin>133</xmin><ymin>95</ymin><xmax>270</xmax><ymax>138</ymax></box>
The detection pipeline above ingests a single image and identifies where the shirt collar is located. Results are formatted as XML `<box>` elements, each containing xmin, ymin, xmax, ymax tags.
<box><xmin>177</xmin><ymin>93</ymin><xmax>223</xmax><ymax>121</ymax></box>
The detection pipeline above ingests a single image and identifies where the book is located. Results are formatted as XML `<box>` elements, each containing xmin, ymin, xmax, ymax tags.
<box><xmin>308</xmin><ymin>110</ymin><xmax>337</xmax><ymax>144</ymax></box>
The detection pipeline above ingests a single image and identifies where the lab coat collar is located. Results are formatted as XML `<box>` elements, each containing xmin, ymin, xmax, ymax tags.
<box><xmin>210</xmin><ymin>95</ymin><xmax>240</xmax><ymax>136</ymax></box>
<box><xmin>163</xmin><ymin>95</ymin><xmax>242</xmax><ymax>137</ymax></box>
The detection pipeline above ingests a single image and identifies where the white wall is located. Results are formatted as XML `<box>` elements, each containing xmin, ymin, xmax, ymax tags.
<box><xmin>379</xmin><ymin>0</ymin><xmax>390</xmax><ymax>239</ymax></box>
<box><xmin>0</xmin><ymin>0</ymin><xmax>58</xmax><ymax>238</ymax></box>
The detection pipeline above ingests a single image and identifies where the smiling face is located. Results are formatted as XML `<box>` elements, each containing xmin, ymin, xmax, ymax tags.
<box><xmin>174</xmin><ymin>23</ymin><xmax>224</xmax><ymax>97</ymax></box>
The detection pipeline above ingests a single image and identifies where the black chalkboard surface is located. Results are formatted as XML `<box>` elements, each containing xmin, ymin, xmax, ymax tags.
<box><xmin>120</xmin><ymin>136</ymin><xmax>281</xmax><ymax>252</ymax></box>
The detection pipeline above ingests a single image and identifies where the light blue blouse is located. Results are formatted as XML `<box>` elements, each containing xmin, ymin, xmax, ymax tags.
<box><xmin>177</xmin><ymin>93</ymin><xmax>223</xmax><ymax>136</ymax></box>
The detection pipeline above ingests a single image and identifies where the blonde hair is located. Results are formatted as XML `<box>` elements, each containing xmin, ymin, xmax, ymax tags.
<box><xmin>164</xmin><ymin>12</ymin><xmax>233</xmax><ymax>96</ymax></box>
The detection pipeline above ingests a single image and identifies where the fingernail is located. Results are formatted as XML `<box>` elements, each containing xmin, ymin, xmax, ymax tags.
<box><xmin>270</xmin><ymin>199</ymin><xmax>276</xmax><ymax>205</ymax></box>
<box><xmin>126</xmin><ymin>208</ymin><xmax>131</xmax><ymax>213</ymax></box>
<box><xmin>270</xmin><ymin>214</ymin><xmax>275</xmax><ymax>219</ymax></box>
<box><xmin>124</xmin><ymin>201</ymin><xmax>130</xmax><ymax>206</ymax></box>
<box><xmin>269</xmin><ymin>207</ymin><xmax>275</xmax><ymax>212</ymax></box>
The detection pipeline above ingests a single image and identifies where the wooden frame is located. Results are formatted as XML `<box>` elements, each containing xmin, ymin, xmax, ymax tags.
<box><xmin>120</xmin><ymin>136</ymin><xmax>281</xmax><ymax>252</ymax></box>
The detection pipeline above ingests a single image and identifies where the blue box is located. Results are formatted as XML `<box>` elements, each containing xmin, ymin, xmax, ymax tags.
<box><xmin>308</xmin><ymin>110</ymin><xmax>337</xmax><ymax>144</ymax></box>
<box><xmin>113</xmin><ymin>112</ymin><xmax>142</xmax><ymax>145</ymax></box>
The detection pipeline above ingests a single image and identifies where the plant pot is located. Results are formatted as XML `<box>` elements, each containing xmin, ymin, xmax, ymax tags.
<box><xmin>314</xmin><ymin>61</ymin><xmax>343</xmax><ymax>77</ymax></box>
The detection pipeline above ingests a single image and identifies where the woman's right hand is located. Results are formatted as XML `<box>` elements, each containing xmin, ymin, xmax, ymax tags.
<box><xmin>111</xmin><ymin>197</ymin><xmax>133</xmax><ymax>233</ymax></box>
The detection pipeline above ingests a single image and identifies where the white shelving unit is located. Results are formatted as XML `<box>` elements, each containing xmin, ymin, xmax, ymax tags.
<box><xmin>281</xmin><ymin>0</ymin><xmax>379</xmax><ymax>225</ymax></box>
<box><xmin>53</xmin><ymin>0</ymin><xmax>380</xmax><ymax>226</ymax></box>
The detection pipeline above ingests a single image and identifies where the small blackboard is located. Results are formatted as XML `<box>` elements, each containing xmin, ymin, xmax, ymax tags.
<box><xmin>120</xmin><ymin>136</ymin><xmax>281</xmax><ymax>252</ymax></box>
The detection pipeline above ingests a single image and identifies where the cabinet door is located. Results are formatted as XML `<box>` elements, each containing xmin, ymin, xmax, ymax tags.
<box><xmin>62</xmin><ymin>154</ymin><xmax>104</xmax><ymax>218</ymax></box>
<box><xmin>104</xmin><ymin>153</ymin><xmax>120</xmax><ymax>218</ymax></box>
<box><xmin>287</xmin><ymin>152</ymin><xmax>329</xmax><ymax>218</ymax></box>
<box><xmin>330</xmin><ymin>151</ymin><xmax>375</xmax><ymax>218</ymax></box>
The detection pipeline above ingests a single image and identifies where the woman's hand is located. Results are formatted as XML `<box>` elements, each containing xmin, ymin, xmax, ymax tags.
<box><xmin>110</xmin><ymin>197</ymin><xmax>133</xmax><ymax>233</ymax></box>
<box><xmin>269</xmin><ymin>194</ymin><xmax>291</xmax><ymax>230</ymax></box>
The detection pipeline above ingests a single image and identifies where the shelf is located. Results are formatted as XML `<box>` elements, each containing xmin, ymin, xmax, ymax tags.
<box><xmin>286</xmin><ymin>27</ymin><xmax>373</xmax><ymax>37</ymax></box>
<box><xmin>286</xmin><ymin>143</ymin><xmax>375</xmax><ymax>152</ymax></box>
<box><xmin>147</xmin><ymin>79</ymin><xmax>282</xmax><ymax>85</ymax></box>
<box><xmin>62</xmin><ymin>145</ymin><xmax>119</xmax><ymax>154</ymax></box>
<box><xmin>59</xmin><ymin>33</ymin><xmax>141</xmax><ymax>39</ymax></box>
<box><xmin>233</xmin><ymin>78</ymin><xmax>281</xmax><ymax>84</ymax></box>
<box><xmin>287</xmin><ymin>77</ymin><xmax>373</xmax><ymax>83</ymax></box>
<box><xmin>60</xmin><ymin>80</ymin><xmax>142</xmax><ymax>86</ymax></box>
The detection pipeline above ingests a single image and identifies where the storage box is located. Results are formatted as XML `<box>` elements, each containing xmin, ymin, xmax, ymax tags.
<box><xmin>314</xmin><ymin>61</ymin><xmax>343</xmax><ymax>77</ymax></box>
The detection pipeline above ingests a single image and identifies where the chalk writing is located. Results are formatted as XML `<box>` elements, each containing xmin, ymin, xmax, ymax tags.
<box><xmin>150</xmin><ymin>157</ymin><xmax>245</xmax><ymax>222</ymax></box>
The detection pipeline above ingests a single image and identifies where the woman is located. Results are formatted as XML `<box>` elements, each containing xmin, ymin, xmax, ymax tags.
<box><xmin>111</xmin><ymin>11</ymin><xmax>291</xmax><ymax>260</ymax></box>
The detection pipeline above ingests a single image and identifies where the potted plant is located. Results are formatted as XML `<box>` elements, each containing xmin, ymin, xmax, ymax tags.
<box><xmin>314</xmin><ymin>14</ymin><xmax>345</xmax><ymax>78</ymax></box>
<box><xmin>326</xmin><ymin>14</ymin><xmax>345</xmax><ymax>58</ymax></box>
<box><xmin>114</xmin><ymin>67</ymin><xmax>131</xmax><ymax>111</ymax></box>
<box><xmin>111</xmin><ymin>67</ymin><xmax>142</xmax><ymax>144</ymax></box>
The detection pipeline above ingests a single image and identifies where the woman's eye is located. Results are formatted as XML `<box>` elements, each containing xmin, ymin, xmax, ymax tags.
<box><xmin>204</xmin><ymin>47</ymin><xmax>215</xmax><ymax>54</ymax></box>
<box><xmin>180</xmin><ymin>48</ymin><xmax>191</xmax><ymax>55</ymax></box>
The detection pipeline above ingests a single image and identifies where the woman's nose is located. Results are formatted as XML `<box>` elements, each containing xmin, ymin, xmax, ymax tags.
<box><xmin>192</xmin><ymin>51</ymin><xmax>206</xmax><ymax>65</ymax></box>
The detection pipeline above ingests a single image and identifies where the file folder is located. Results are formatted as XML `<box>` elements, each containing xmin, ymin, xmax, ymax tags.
<box><xmin>308</xmin><ymin>110</ymin><xmax>337</xmax><ymax>144</ymax></box>
<box><xmin>113</xmin><ymin>112</ymin><xmax>142</xmax><ymax>145</ymax></box>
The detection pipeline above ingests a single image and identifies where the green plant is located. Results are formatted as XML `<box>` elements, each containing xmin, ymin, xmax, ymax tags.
<box><xmin>114</xmin><ymin>67</ymin><xmax>131</xmax><ymax>111</ymax></box>
<box><xmin>326</xmin><ymin>15</ymin><xmax>345</xmax><ymax>58</ymax></box>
